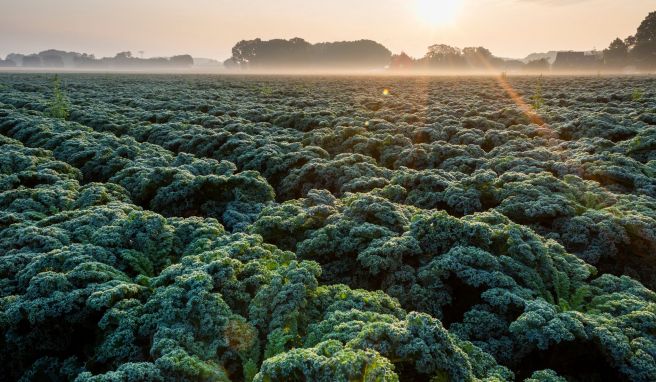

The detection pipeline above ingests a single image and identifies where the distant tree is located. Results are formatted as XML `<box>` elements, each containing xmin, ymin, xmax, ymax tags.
<box><xmin>259</xmin><ymin>38</ymin><xmax>308</xmax><ymax>67</ymax></box>
<box><xmin>41</xmin><ymin>54</ymin><xmax>65</xmax><ymax>68</ymax></box>
<box><xmin>225</xmin><ymin>38</ymin><xmax>390</xmax><ymax>69</ymax></box>
<box><xmin>227</xmin><ymin>38</ymin><xmax>309</xmax><ymax>68</ymax></box>
<box><xmin>22</xmin><ymin>55</ymin><xmax>42</xmax><ymax>67</ymax></box>
<box><xmin>113</xmin><ymin>51</ymin><xmax>133</xmax><ymax>66</ymax></box>
<box><xmin>414</xmin><ymin>44</ymin><xmax>510</xmax><ymax>71</ymax></box>
<box><xmin>312</xmin><ymin>40</ymin><xmax>391</xmax><ymax>68</ymax></box>
<box><xmin>74</xmin><ymin>53</ymin><xmax>101</xmax><ymax>68</ymax></box>
<box><xmin>112</xmin><ymin>51</ymin><xmax>139</xmax><ymax>67</ymax></box>
<box><xmin>501</xmin><ymin>59</ymin><xmax>527</xmax><ymax>72</ymax></box>
<box><xmin>35</xmin><ymin>50</ymin><xmax>82</xmax><ymax>67</ymax></box>
<box><xmin>636</xmin><ymin>12</ymin><xmax>656</xmax><ymax>42</ymax></box>
<box><xmin>170</xmin><ymin>55</ymin><xmax>194</xmax><ymax>67</ymax></box>
<box><xmin>390</xmin><ymin>52</ymin><xmax>414</xmax><ymax>70</ymax></box>
<box><xmin>0</xmin><ymin>59</ymin><xmax>16</xmax><ymax>67</ymax></box>
<box><xmin>631</xmin><ymin>11</ymin><xmax>656</xmax><ymax>68</ymax></box>
<box><xmin>421</xmin><ymin>44</ymin><xmax>464</xmax><ymax>69</ymax></box>
<box><xmin>223</xmin><ymin>57</ymin><xmax>240</xmax><ymax>69</ymax></box>
<box><xmin>462</xmin><ymin>47</ymin><xmax>501</xmax><ymax>69</ymax></box>
<box><xmin>115</xmin><ymin>51</ymin><xmax>133</xmax><ymax>59</ymax></box>
<box><xmin>462</xmin><ymin>47</ymin><xmax>492</xmax><ymax>59</ymax></box>
<box><xmin>143</xmin><ymin>57</ymin><xmax>169</xmax><ymax>67</ymax></box>
<box><xmin>230</xmin><ymin>38</ymin><xmax>260</xmax><ymax>67</ymax></box>
<box><xmin>426</xmin><ymin>44</ymin><xmax>461</xmax><ymax>59</ymax></box>
<box><xmin>2</xmin><ymin>49</ymin><xmax>196</xmax><ymax>70</ymax></box>
<box><xmin>625</xmin><ymin>35</ymin><xmax>637</xmax><ymax>50</ymax></box>
<box><xmin>525</xmin><ymin>58</ymin><xmax>550</xmax><ymax>72</ymax></box>
<box><xmin>6</xmin><ymin>53</ymin><xmax>24</xmax><ymax>66</ymax></box>
<box><xmin>603</xmin><ymin>38</ymin><xmax>629</xmax><ymax>69</ymax></box>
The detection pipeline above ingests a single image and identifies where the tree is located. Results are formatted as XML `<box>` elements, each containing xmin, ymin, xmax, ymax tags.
<box><xmin>170</xmin><ymin>55</ymin><xmax>194</xmax><ymax>67</ymax></box>
<box><xmin>115</xmin><ymin>51</ymin><xmax>133</xmax><ymax>59</ymax></box>
<box><xmin>41</xmin><ymin>54</ymin><xmax>65</xmax><ymax>68</ymax></box>
<box><xmin>225</xmin><ymin>38</ymin><xmax>390</xmax><ymax>69</ymax></box>
<box><xmin>22</xmin><ymin>55</ymin><xmax>42</xmax><ymax>67</ymax></box>
<box><xmin>525</xmin><ymin>58</ymin><xmax>550</xmax><ymax>72</ymax></box>
<box><xmin>462</xmin><ymin>46</ymin><xmax>501</xmax><ymax>70</ymax></box>
<box><xmin>625</xmin><ymin>35</ymin><xmax>637</xmax><ymax>50</ymax></box>
<box><xmin>113</xmin><ymin>51</ymin><xmax>134</xmax><ymax>67</ymax></box>
<box><xmin>389</xmin><ymin>52</ymin><xmax>414</xmax><ymax>70</ymax></box>
<box><xmin>631</xmin><ymin>11</ymin><xmax>656</xmax><ymax>68</ymax></box>
<box><xmin>426</xmin><ymin>44</ymin><xmax>461</xmax><ymax>58</ymax></box>
<box><xmin>0</xmin><ymin>59</ymin><xmax>16</xmax><ymax>67</ymax></box>
<box><xmin>603</xmin><ymin>38</ymin><xmax>629</xmax><ymax>68</ymax></box>
<box><xmin>420</xmin><ymin>44</ymin><xmax>467</xmax><ymax>70</ymax></box>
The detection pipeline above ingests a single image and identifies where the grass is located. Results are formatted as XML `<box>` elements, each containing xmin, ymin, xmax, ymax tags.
<box><xmin>632</xmin><ymin>88</ymin><xmax>644</xmax><ymax>102</ymax></box>
<box><xmin>48</xmin><ymin>74</ymin><xmax>70</xmax><ymax>120</ymax></box>
<box><xmin>530</xmin><ymin>75</ymin><xmax>545</xmax><ymax>110</ymax></box>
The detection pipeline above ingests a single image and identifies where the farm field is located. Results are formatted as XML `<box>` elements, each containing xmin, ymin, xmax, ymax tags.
<box><xmin>1</xmin><ymin>73</ymin><xmax>656</xmax><ymax>381</ymax></box>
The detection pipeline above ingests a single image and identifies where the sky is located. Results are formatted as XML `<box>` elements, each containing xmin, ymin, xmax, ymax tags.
<box><xmin>0</xmin><ymin>0</ymin><xmax>653</xmax><ymax>61</ymax></box>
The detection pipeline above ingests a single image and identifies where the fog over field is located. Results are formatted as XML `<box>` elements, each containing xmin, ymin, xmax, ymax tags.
<box><xmin>1</xmin><ymin>0</ymin><xmax>654</xmax><ymax>60</ymax></box>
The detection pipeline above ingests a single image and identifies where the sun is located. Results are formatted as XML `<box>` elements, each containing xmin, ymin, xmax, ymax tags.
<box><xmin>414</xmin><ymin>0</ymin><xmax>463</xmax><ymax>26</ymax></box>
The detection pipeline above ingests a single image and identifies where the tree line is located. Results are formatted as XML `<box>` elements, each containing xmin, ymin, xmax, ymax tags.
<box><xmin>223</xmin><ymin>38</ymin><xmax>392</xmax><ymax>70</ymax></box>
<box><xmin>1</xmin><ymin>10</ymin><xmax>654</xmax><ymax>72</ymax></box>
<box><xmin>223</xmin><ymin>11</ymin><xmax>656</xmax><ymax>72</ymax></box>
<box><xmin>0</xmin><ymin>50</ymin><xmax>194</xmax><ymax>69</ymax></box>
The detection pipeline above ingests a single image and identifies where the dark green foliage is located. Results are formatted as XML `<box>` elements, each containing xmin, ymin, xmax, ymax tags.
<box><xmin>255</xmin><ymin>340</ymin><xmax>399</xmax><ymax>382</ymax></box>
<box><xmin>0</xmin><ymin>109</ymin><xmax>275</xmax><ymax>230</ymax></box>
<box><xmin>1</xmin><ymin>74</ymin><xmax>656</xmax><ymax>381</ymax></box>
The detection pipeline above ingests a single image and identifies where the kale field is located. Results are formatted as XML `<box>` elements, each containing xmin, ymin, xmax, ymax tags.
<box><xmin>1</xmin><ymin>73</ymin><xmax>655</xmax><ymax>381</ymax></box>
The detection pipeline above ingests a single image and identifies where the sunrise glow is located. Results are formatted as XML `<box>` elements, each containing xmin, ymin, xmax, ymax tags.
<box><xmin>414</xmin><ymin>0</ymin><xmax>463</xmax><ymax>27</ymax></box>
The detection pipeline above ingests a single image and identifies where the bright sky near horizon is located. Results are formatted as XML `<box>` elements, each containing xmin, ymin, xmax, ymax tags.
<box><xmin>1</xmin><ymin>0</ymin><xmax>653</xmax><ymax>61</ymax></box>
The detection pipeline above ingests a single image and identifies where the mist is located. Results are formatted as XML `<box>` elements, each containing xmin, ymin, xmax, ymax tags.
<box><xmin>1</xmin><ymin>0</ymin><xmax>654</xmax><ymax>61</ymax></box>
<box><xmin>1</xmin><ymin>1</ymin><xmax>655</xmax><ymax>75</ymax></box>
